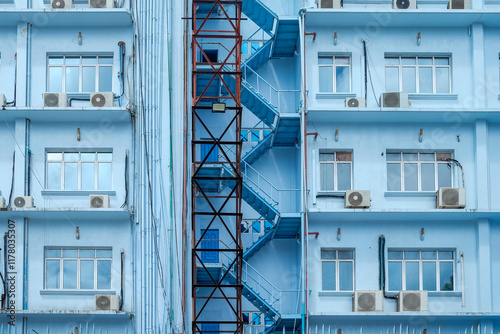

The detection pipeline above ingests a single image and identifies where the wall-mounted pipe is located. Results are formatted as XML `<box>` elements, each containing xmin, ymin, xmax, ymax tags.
<box><xmin>305</xmin><ymin>32</ymin><xmax>317</xmax><ymax>41</ymax></box>
<box><xmin>308</xmin><ymin>232</ymin><xmax>319</xmax><ymax>239</ymax></box>
<box><xmin>8</xmin><ymin>152</ymin><xmax>15</xmax><ymax>208</ymax></box>
<box><xmin>120</xmin><ymin>248</ymin><xmax>125</xmax><ymax>311</ymax></box>
<box><xmin>6</xmin><ymin>53</ymin><xmax>17</xmax><ymax>106</ymax></box>
<box><xmin>24</xmin><ymin>119</ymin><xmax>31</xmax><ymax>196</ymax></box>
<box><xmin>363</xmin><ymin>41</ymin><xmax>367</xmax><ymax>104</ymax></box>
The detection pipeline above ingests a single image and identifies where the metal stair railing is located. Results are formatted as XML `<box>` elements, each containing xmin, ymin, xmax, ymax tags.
<box><xmin>242</xmin><ymin>65</ymin><xmax>300</xmax><ymax>112</ymax></box>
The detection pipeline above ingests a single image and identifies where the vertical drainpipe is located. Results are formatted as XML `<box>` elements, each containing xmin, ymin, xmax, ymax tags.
<box><xmin>23</xmin><ymin>117</ymin><xmax>31</xmax><ymax>312</ymax></box>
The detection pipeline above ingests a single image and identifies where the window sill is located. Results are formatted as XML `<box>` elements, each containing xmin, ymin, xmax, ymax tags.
<box><xmin>408</xmin><ymin>93</ymin><xmax>458</xmax><ymax>101</ymax></box>
<box><xmin>41</xmin><ymin>190</ymin><xmax>116</xmax><ymax>196</ymax></box>
<box><xmin>384</xmin><ymin>191</ymin><xmax>435</xmax><ymax>197</ymax></box>
<box><xmin>317</xmin><ymin>191</ymin><xmax>346</xmax><ymax>197</ymax></box>
<box><xmin>40</xmin><ymin>290</ymin><xmax>116</xmax><ymax>295</ymax></box>
<box><xmin>318</xmin><ymin>291</ymin><xmax>353</xmax><ymax>297</ymax></box>
<box><xmin>385</xmin><ymin>291</ymin><xmax>461</xmax><ymax>297</ymax></box>
<box><xmin>316</xmin><ymin>93</ymin><xmax>356</xmax><ymax>100</ymax></box>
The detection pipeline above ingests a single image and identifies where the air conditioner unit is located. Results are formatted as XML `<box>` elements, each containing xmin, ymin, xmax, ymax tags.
<box><xmin>393</xmin><ymin>0</ymin><xmax>417</xmax><ymax>9</ymax></box>
<box><xmin>353</xmin><ymin>291</ymin><xmax>383</xmax><ymax>312</ymax></box>
<box><xmin>381</xmin><ymin>92</ymin><xmax>410</xmax><ymax>108</ymax></box>
<box><xmin>95</xmin><ymin>295</ymin><xmax>120</xmax><ymax>311</ymax></box>
<box><xmin>447</xmin><ymin>0</ymin><xmax>470</xmax><ymax>8</ymax></box>
<box><xmin>345</xmin><ymin>190</ymin><xmax>371</xmax><ymax>209</ymax></box>
<box><xmin>44</xmin><ymin>93</ymin><xmax>68</xmax><ymax>108</ymax></box>
<box><xmin>436</xmin><ymin>187</ymin><xmax>466</xmax><ymax>209</ymax></box>
<box><xmin>90</xmin><ymin>92</ymin><xmax>115</xmax><ymax>107</ymax></box>
<box><xmin>0</xmin><ymin>196</ymin><xmax>6</xmax><ymax>209</ymax></box>
<box><xmin>0</xmin><ymin>94</ymin><xmax>6</xmax><ymax>107</ymax></box>
<box><xmin>13</xmin><ymin>196</ymin><xmax>34</xmax><ymax>209</ymax></box>
<box><xmin>51</xmin><ymin>0</ymin><xmax>73</xmax><ymax>8</ymax></box>
<box><xmin>345</xmin><ymin>97</ymin><xmax>366</xmax><ymax>108</ymax></box>
<box><xmin>90</xmin><ymin>195</ymin><xmax>110</xmax><ymax>208</ymax></box>
<box><xmin>89</xmin><ymin>0</ymin><xmax>115</xmax><ymax>8</ymax></box>
<box><xmin>398</xmin><ymin>291</ymin><xmax>428</xmax><ymax>312</ymax></box>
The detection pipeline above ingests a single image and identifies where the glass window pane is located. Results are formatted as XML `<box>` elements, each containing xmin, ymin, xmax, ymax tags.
<box><xmin>420</xmin><ymin>153</ymin><xmax>435</xmax><ymax>161</ymax></box>
<box><xmin>251</xmin><ymin>43</ymin><xmax>260</xmax><ymax>54</ymax></box>
<box><xmin>401</xmin><ymin>57</ymin><xmax>416</xmax><ymax>65</ymax></box>
<box><xmin>241</xmin><ymin>130</ymin><xmax>248</xmax><ymax>142</ymax></box>
<box><xmin>423</xmin><ymin>262</ymin><xmax>437</xmax><ymax>291</ymax></box>
<box><xmin>98</xmin><ymin>153</ymin><xmax>113</xmax><ymax>161</ymax></box>
<box><xmin>63</xmin><ymin>249</ymin><xmax>78</xmax><ymax>257</ymax></box>
<box><xmin>419</xmin><ymin>57</ymin><xmax>433</xmax><ymax>65</ymax></box>
<box><xmin>403</xmin><ymin>163</ymin><xmax>418</xmax><ymax>191</ymax></box>
<box><xmin>336</xmin><ymin>152</ymin><xmax>351</xmax><ymax>161</ymax></box>
<box><xmin>48</xmin><ymin>67</ymin><xmax>63</xmax><ymax>92</ymax></box>
<box><xmin>438</xmin><ymin>251</ymin><xmax>453</xmax><ymax>260</ymax></box>
<box><xmin>440</xmin><ymin>262</ymin><xmax>454</xmax><ymax>291</ymax></box>
<box><xmin>435</xmin><ymin>57</ymin><xmax>449</xmax><ymax>65</ymax></box>
<box><xmin>339</xmin><ymin>261</ymin><xmax>353</xmax><ymax>291</ymax></box>
<box><xmin>436</xmin><ymin>153</ymin><xmax>452</xmax><ymax>161</ymax></box>
<box><xmin>80</xmin><ymin>260</ymin><xmax>95</xmax><ymax>289</ymax></box>
<box><xmin>421</xmin><ymin>163</ymin><xmax>435</xmax><ymax>191</ymax></box>
<box><xmin>387</xmin><ymin>163</ymin><xmax>401</xmax><ymax>191</ymax></box>
<box><xmin>64</xmin><ymin>162</ymin><xmax>78</xmax><ymax>190</ymax></box>
<box><xmin>388</xmin><ymin>251</ymin><xmax>403</xmax><ymax>260</ymax></box>
<box><xmin>386</xmin><ymin>57</ymin><xmax>399</xmax><ymax>65</ymax></box>
<box><xmin>338</xmin><ymin>250</ymin><xmax>353</xmax><ymax>259</ymax></box>
<box><xmin>337</xmin><ymin>163</ymin><xmax>351</xmax><ymax>191</ymax></box>
<box><xmin>99</xmin><ymin>67</ymin><xmax>113</xmax><ymax>92</ymax></box>
<box><xmin>385</xmin><ymin>67</ymin><xmax>399</xmax><ymax>92</ymax></box>
<box><xmin>264</xmin><ymin>221</ymin><xmax>273</xmax><ymax>232</ymax></box>
<box><xmin>47</xmin><ymin>152</ymin><xmax>62</xmax><ymax>160</ymax></box>
<box><xmin>63</xmin><ymin>260</ymin><xmax>77</xmax><ymax>289</ymax></box>
<box><xmin>320</xmin><ymin>153</ymin><xmax>335</xmax><ymax>161</ymax></box>
<box><xmin>65</xmin><ymin>67</ymin><xmax>79</xmax><ymax>92</ymax></box>
<box><xmin>403</xmin><ymin>153</ymin><xmax>418</xmax><ymax>161</ymax></box>
<box><xmin>82</xmin><ymin>67</ymin><xmax>96</xmax><ymax>92</ymax></box>
<box><xmin>46</xmin><ymin>249</ymin><xmax>61</xmax><ymax>257</ymax></box>
<box><xmin>419</xmin><ymin>67</ymin><xmax>432</xmax><ymax>93</ymax></box>
<box><xmin>388</xmin><ymin>262</ymin><xmax>402</xmax><ymax>291</ymax></box>
<box><xmin>320</xmin><ymin>163</ymin><xmax>334</xmax><ymax>191</ymax></box>
<box><xmin>82</xmin><ymin>56</ymin><xmax>97</xmax><ymax>64</ymax></box>
<box><xmin>65</xmin><ymin>56</ymin><xmax>80</xmax><ymax>65</ymax></box>
<box><xmin>46</xmin><ymin>260</ymin><xmax>60</xmax><ymax>289</ymax></box>
<box><xmin>252</xmin><ymin>313</ymin><xmax>261</xmax><ymax>325</ymax></box>
<box><xmin>336</xmin><ymin>67</ymin><xmax>350</xmax><ymax>92</ymax></box>
<box><xmin>404</xmin><ymin>251</ymin><xmax>419</xmax><ymax>260</ymax></box>
<box><xmin>99</xmin><ymin>56</ymin><xmax>113</xmax><ymax>64</ymax></box>
<box><xmin>319</xmin><ymin>56</ymin><xmax>333</xmax><ymax>65</ymax></box>
<box><xmin>335</xmin><ymin>56</ymin><xmax>350</xmax><ymax>65</ymax></box>
<box><xmin>97</xmin><ymin>260</ymin><xmax>112</xmax><ymax>289</ymax></box>
<box><xmin>80</xmin><ymin>249</ymin><xmax>95</xmax><ymax>258</ymax></box>
<box><xmin>65</xmin><ymin>153</ymin><xmax>79</xmax><ymax>160</ymax></box>
<box><xmin>252</xmin><ymin>221</ymin><xmax>261</xmax><ymax>234</ymax></box>
<box><xmin>98</xmin><ymin>163</ymin><xmax>112</xmax><ymax>189</ymax></box>
<box><xmin>241</xmin><ymin>43</ymin><xmax>248</xmax><ymax>54</ymax></box>
<box><xmin>81</xmin><ymin>163</ymin><xmax>95</xmax><ymax>190</ymax></box>
<box><xmin>48</xmin><ymin>56</ymin><xmax>64</xmax><ymax>65</ymax></box>
<box><xmin>321</xmin><ymin>250</ymin><xmax>336</xmax><ymax>260</ymax></box>
<box><xmin>438</xmin><ymin>163</ymin><xmax>452</xmax><ymax>188</ymax></box>
<box><xmin>386</xmin><ymin>153</ymin><xmax>401</xmax><ymax>161</ymax></box>
<box><xmin>81</xmin><ymin>152</ymin><xmax>96</xmax><ymax>161</ymax></box>
<box><xmin>402</xmin><ymin>67</ymin><xmax>416</xmax><ymax>93</ymax></box>
<box><xmin>405</xmin><ymin>262</ymin><xmax>420</xmax><ymax>290</ymax></box>
<box><xmin>97</xmin><ymin>249</ymin><xmax>112</xmax><ymax>258</ymax></box>
<box><xmin>47</xmin><ymin>162</ymin><xmax>61</xmax><ymax>190</ymax></box>
<box><xmin>319</xmin><ymin>67</ymin><xmax>333</xmax><ymax>92</ymax></box>
<box><xmin>322</xmin><ymin>261</ymin><xmax>336</xmax><ymax>290</ymax></box>
<box><xmin>251</xmin><ymin>130</ymin><xmax>260</xmax><ymax>142</ymax></box>
<box><xmin>421</xmin><ymin>251</ymin><xmax>436</xmax><ymax>260</ymax></box>
<box><xmin>436</xmin><ymin>67</ymin><xmax>450</xmax><ymax>93</ymax></box>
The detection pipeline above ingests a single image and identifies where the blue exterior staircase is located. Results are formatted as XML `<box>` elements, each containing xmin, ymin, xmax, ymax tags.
<box><xmin>242</xmin><ymin>0</ymin><xmax>277</xmax><ymax>35</ymax></box>
<box><xmin>272</xmin><ymin>18</ymin><xmax>300</xmax><ymax>58</ymax></box>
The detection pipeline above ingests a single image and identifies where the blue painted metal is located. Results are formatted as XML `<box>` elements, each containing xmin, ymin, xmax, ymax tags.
<box><xmin>243</xmin><ymin>133</ymin><xmax>273</xmax><ymax>165</ymax></box>
<box><xmin>244</xmin><ymin>39</ymin><xmax>273</xmax><ymax>71</ymax></box>
<box><xmin>271</xmin><ymin>18</ymin><xmax>300</xmax><ymax>58</ymax></box>
<box><xmin>272</xmin><ymin>114</ymin><xmax>300</xmax><ymax>147</ymax></box>
<box><xmin>273</xmin><ymin>213</ymin><xmax>301</xmax><ymax>239</ymax></box>
<box><xmin>265</xmin><ymin>314</ymin><xmax>302</xmax><ymax>334</ymax></box>
<box><xmin>242</xmin><ymin>183</ymin><xmax>279</xmax><ymax>223</ymax></box>
<box><xmin>201</xmin><ymin>229</ymin><xmax>219</xmax><ymax>263</ymax></box>
<box><xmin>241</xmin><ymin>0</ymin><xmax>277</xmax><ymax>35</ymax></box>
<box><xmin>196</xmin><ymin>265</ymin><xmax>223</xmax><ymax>285</ymax></box>
<box><xmin>196</xmin><ymin>166</ymin><xmax>223</xmax><ymax>193</ymax></box>
<box><xmin>241</xmin><ymin>81</ymin><xmax>279</xmax><ymax>128</ymax></box>
<box><xmin>243</xmin><ymin>224</ymin><xmax>276</xmax><ymax>260</ymax></box>
<box><xmin>196</xmin><ymin>71</ymin><xmax>220</xmax><ymax>104</ymax></box>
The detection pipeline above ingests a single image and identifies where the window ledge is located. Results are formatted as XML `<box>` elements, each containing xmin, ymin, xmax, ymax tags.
<box><xmin>40</xmin><ymin>290</ymin><xmax>116</xmax><ymax>295</ymax></box>
<box><xmin>318</xmin><ymin>291</ymin><xmax>353</xmax><ymax>297</ymax></box>
<box><xmin>385</xmin><ymin>191</ymin><xmax>435</xmax><ymax>197</ymax></box>
<box><xmin>316</xmin><ymin>93</ymin><xmax>356</xmax><ymax>100</ymax></box>
<box><xmin>385</xmin><ymin>291</ymin><xmax>461</xmax><ymax>297</ymax></box>
<box><xmin>41</xmin><ymin>190</ymin><xmax>116</xmax><ymax>196</ymax></box>
<box><xmin>408</xmin><ymin>93</ymin><xmax>458</xmax><ymax>101</ymax></box>
<box><xmin>317</xmin><ymin>191</ymin><xmax>346</xmax><ymax>197</ymax></box>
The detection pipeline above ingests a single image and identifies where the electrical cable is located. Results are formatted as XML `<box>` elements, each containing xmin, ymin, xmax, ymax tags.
<box><xmin>121</xmin><ymin>150</ymin><xmax>129</xmax><ymax>208</ymax></box>
<box><xmin>6</xmin><ymin>53</ymin><xmax>17</xmax><ymax>106</ymax></box>
<box><xmin>446</xmin><ymin>158</ymin><xmax>465</xmax><ymax>188</ymax></box>
<box><xmin>8</xmin><ymin>151</ymin><xmax>15</xmax><ymax>208</ymax></box>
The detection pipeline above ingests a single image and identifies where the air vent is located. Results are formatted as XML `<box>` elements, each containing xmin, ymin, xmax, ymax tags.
<box><xmin>44</xmin><ymin>93</ymin><xmax>68</xmax><ymax>108</ymax></box>
<box><xmin>447</xmin><ymin>0</ymin><xmax>470</xmax><ymax>8</ymax></box>
<box><xmin>353</xmin><ymin>291</ymin><xmax>383</xmax><ymax>312</ymax></box>
<box><xmin>91</xmin><ymin>92</ymin><xmax>115</xmax><ymax>107</ymax></box>
<box><xmin>13</xmin><ymin>196</ymin><xmax>34</xmax><ymax>209</ymax></box>
<box><xmin>345</xmin><ymin>97</ymin><xmax>366</xmax><ymax>108</ymax></box>
<box><xmin>345</xmin><ymin>190</ymin><xmax>371</xmax><ymax>208</ymax></box>
<box><xmin>436</xmin><ymin>187</ymin><xmax>466</xmax><ymax>209</ymax></box>
<box><xmin>51</xmin><ymin>0</ymin><xmax>73</xmax><ymax>8</ymax></box>
<box><xmin>0</xmin><ymin>94</ymin><xmax>6</xmax><ymax>107</ymax></box>
<box><xmin>90</xmin><ymin>195</ymin><xmax>110</xmax><ymax>208</ymax></box>
<box><xmin>393</xmin><ymin>0</ymin><xmax>417</xmax><ymax>8</ymax></box>
<box><xmin>398</xmin><ymin>291</ymin><xmax>428</xmax><ymax>312</ymax></box>
<box><xmin>89</xmin><ymin>0</ymin><xmax>115</xmax><ymax>8</ymax></box>
<box><xmin>0</xmin><ymin>196</ymin><xmax>6</xmax><ymax>209</ymax></box>
<box><xmin>381</xmin><ymin>92</ymin><xmax>410</xmax><ymax>108</ymax></box>
<box><xmin>95</xmin><ymin>295</ymin><xmax>119</xmax><ymax>311</ymax></box>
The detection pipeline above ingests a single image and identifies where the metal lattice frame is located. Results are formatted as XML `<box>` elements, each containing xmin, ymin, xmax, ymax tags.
<box><xmin>192</xmin><ymin>1</ymin><xmax>243</xmax><ymax>334</ymax></box>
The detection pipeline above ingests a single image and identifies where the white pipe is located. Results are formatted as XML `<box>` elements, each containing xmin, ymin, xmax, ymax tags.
<box><xmin>461</xmin><ymin>251</ymin><xmax>465</xmax><ymax>307</ymax></box>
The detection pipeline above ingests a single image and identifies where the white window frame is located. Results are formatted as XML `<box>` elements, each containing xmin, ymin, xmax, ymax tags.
<box><xmin>385</xmin><ymin>55</ymin><xmax>452</xmax><ymax>94</ymax></box>
<box><xmin>44</xmin><ymin>247</ymin><xmax>112</xmax><ymax>290</ymax></box>
<box><xmin>318</xmin><ymin>55</ymin><xmax>351</xmax><ymax>93</ymax></box>
<box><xmin>321</xmin><ymin>249</ymin><xmax>355</xmax><ymax>292</ymax></box>
<box><xmin>47</xmin><ymin>55</ymin><xmax>113</xmax><ymax>93</ymax></box>
<box><xmin>46</xmin><ymin>150</ymin><xmax>113</xmax><ymax>190</ymax></box>
<box><xmin>319</xmin><ymin>151</ymin><xmax>353</xmax><ymax>192</ymax></box>
<box><xmin>386</xmin><ymin>152</ymin><xmax>453</xmax><ymax>192</ymax></box>
<box><xmin>242</xmin><ymin>219</ymin><xmax>272</xmax><ymax>235</ymax></box>
<box><xmin>387</xmin><ymin>250</ymin><xmax>455</xmax><ymax>292</ymax></box>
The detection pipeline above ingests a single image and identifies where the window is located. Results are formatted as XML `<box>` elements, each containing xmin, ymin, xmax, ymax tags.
<box><xmin>388</xmin><ymin>250</ymin><xmax>454</xmax><ymax>291</ymax></box>
<box><xmin>318</xmin><ymin>55</ymin><xmax>350</xmax><ymax>93</ymax></box>
<box><xmin>47</xmin><ymin>55</ymin><xmax>113</xmax><ymax>93</ymax></box>
<box><xmin>241</xmin><ymin>128</ymin><xmax>272</xmax><ymax>143</ymax></box>
<box><xmin>319</xmin><ymin>151</ymin><xmax>352</xmax><ymax>191</ymax></box>
<box><xmin>242</xmin><ymin>41</ymin><xmax>264</xmax><ymax>55</ymax></box>
<box><xmin>46</xmin><ymin>151</ymin><xmax>113</xmax><ymax>190</ymax></box>
<box><xmin>318</xmin><ymin>0</ymin><xmax>340</xmax><ymax>8</ymax></box>
<box><xmin>385</xmin><ymin>56</ymin><xmax>451</xmax><ymax>94</ymax></box>
<box><xmin>321</xmin><ymin>249</ymin><xmax>354</xmax><ymax>291</ymax></box>
<box><xmin>45</xmin><ymin>248</ymin><xmax>112</xmax><ymax>290</ymax></box>
<box><xmin>242</xmin><ymin>219</ymin><xmax>273</xmax><ymax>235</ymax></box>
<box><xmin>243</xmin><ymin>312</ymin><xmax>273</xmax><ymax>326</ymax></box>
<box><xmin>386</xmin><ymin>152</ymin><xmax>452</xmax><ymax>191</ymax></box>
